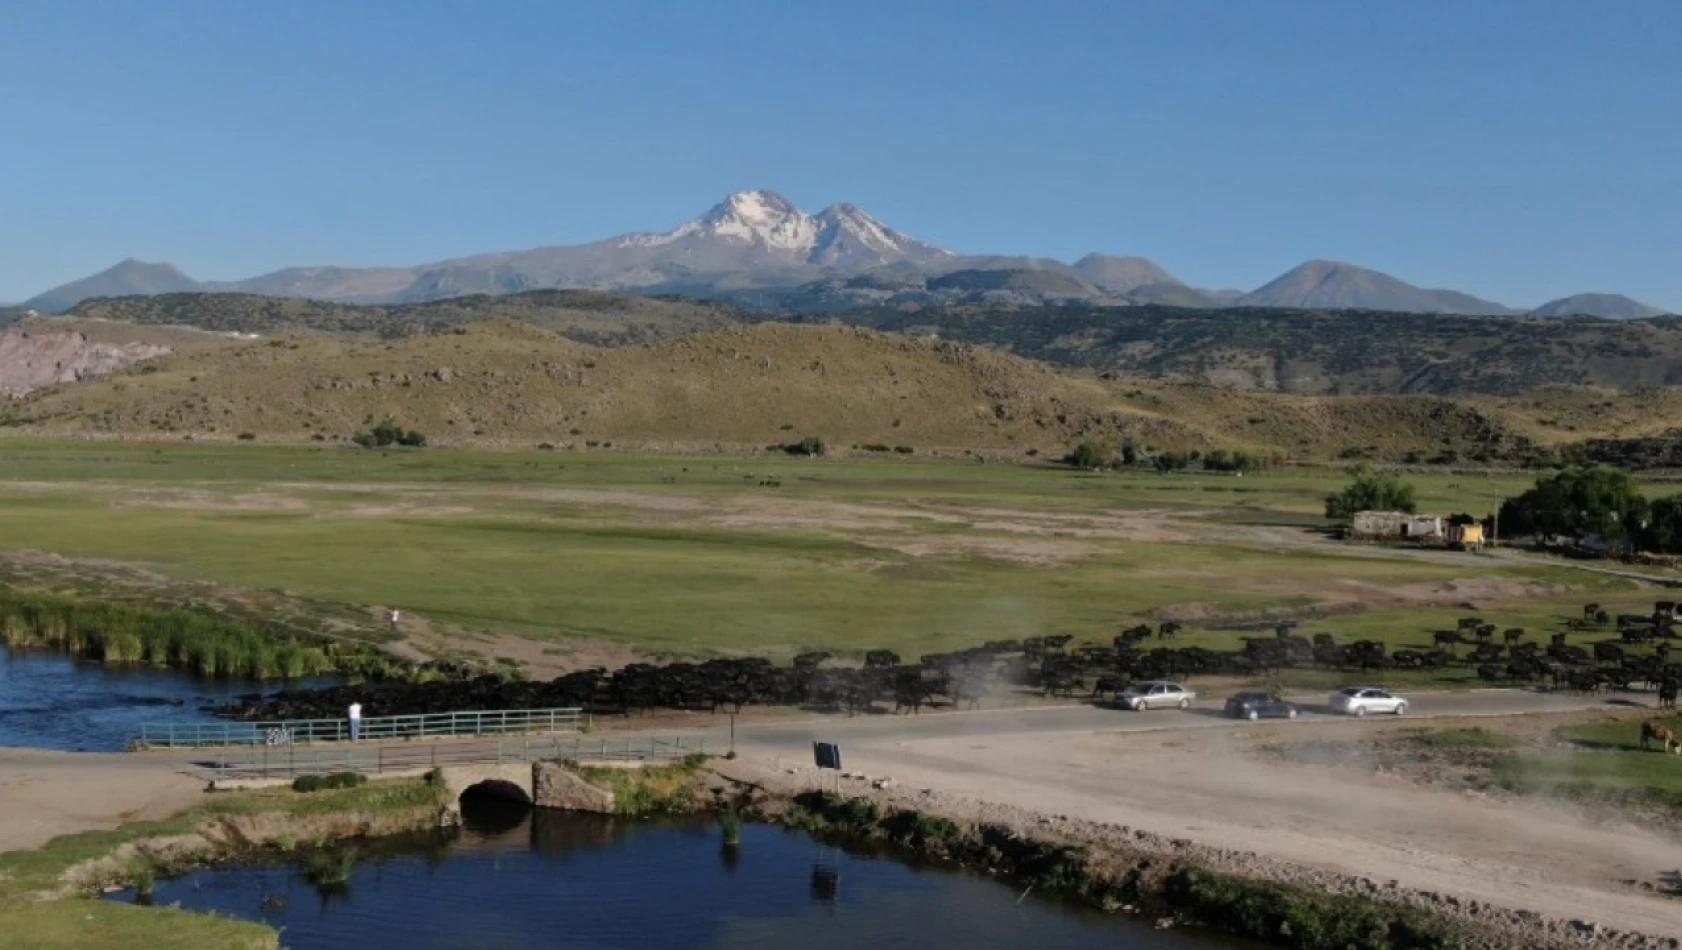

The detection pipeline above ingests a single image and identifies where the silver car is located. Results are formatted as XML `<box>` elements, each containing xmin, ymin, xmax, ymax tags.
<box><xmin>1117</xmin><ymin>680</ymin><xmax>1196</xmax><ymax>711</ymax></box>
<box><xmin>1328</xmin><ymin>686</ymin><xmax>1408</xmax><ymax>717</ymax></box>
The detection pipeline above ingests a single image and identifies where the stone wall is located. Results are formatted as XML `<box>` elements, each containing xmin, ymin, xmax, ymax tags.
<box><xmin>532</xmin><ymin>762</ymin><xmax>616</xmax><ymax>813</ymax></box>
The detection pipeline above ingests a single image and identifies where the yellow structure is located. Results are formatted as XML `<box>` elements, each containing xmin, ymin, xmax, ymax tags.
<box><xmin>1447</xmin><ymin>523</ymin><xmax>1485</xmax><ymax>548</ymax></box>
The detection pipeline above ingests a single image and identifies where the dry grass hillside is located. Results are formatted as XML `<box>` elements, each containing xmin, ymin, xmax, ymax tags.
<box><xmin>1104</xmin><ymin>381</ymin><xmax>1534</xmax><ymax>463</ymax></box>
<box><xmin>0</xmin><ymin>321</ymin><xmax>1167</xmax><ymax>451</ymax></box>
<box><xmin>67</xmin><ymin>290</ymin><xmax>742</xmax><ymax>344</ymax></box>
<box><xmin>9</xmin><ymin>317</ymin><xmax>1682</xmax><ymax>465</ymax></box>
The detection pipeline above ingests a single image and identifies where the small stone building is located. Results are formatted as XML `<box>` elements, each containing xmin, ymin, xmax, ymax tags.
<box><xmin>1351</xmin><ymin>510</ymin><xmax>1444</xmax><ymax>541</ymax></box>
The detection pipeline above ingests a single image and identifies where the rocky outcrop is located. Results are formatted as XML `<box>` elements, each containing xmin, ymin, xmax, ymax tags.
<box><xmin>532</xmin><ymin>762</ymin><xmax>616</xmax><ymax>813</ymax></box>
<box><xmin>0</xmin><ymin>328</ymin><xmax>170</xmax><ymax>395</ymax></box>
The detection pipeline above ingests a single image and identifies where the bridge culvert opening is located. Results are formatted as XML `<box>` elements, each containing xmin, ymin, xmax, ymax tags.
<box><xmin>460</xmin><ymin>780</ymin><xmax>534</xmax><ymax>835</ymax></box>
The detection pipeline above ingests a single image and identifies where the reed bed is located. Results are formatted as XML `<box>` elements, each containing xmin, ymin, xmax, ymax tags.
<box><xmin>0</xmin><ymin>589</ymin><xmax>405</xmax><ymax>681</ymax></box>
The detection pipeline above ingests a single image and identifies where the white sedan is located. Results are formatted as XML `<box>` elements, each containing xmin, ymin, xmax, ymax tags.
<box><xmin>1117</xmin><ymin>681</ymin><xmax>1196</xmax><ymax>711</ymax></box>
<box><xmin>1329</xmin><ymin>686</ymin><xmax>1408</xmax><ymax>717</ymax></box>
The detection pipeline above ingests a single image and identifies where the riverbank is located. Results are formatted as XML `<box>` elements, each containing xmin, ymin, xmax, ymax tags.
<box><xmin>0</xmin><ymin>773</ymin><xmax>453</xmax><ymax>948</ymax></box>
<box><xmin>708</xmin><ymin>756</ymin><xmax>1676</xmax><ymax>950</ymax></box>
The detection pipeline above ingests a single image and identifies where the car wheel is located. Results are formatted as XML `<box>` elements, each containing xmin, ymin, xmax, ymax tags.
<box><xmin>1246</xmin><ymin>709</ymin><xmax>1259</xmax><ymax>721</ymax></box>
<box><xmin>1179</xmin><ymin>697</ymin><xmax>1192</xmax><ymax>710</ymax></box>
<box><xmin>1393</xmin><ymin>702</ymin><xmax>1407</xmax><ymax>716</ymax></box>
<box><xmin>1353</xmin><ymin>705</ymin><xmax>1368</xmax><ymax>718</ymax></box>
<box><xmin>1133</xmin><ymin>699</ymin><xmax>1147</xmax><ymax>711</ymax></box>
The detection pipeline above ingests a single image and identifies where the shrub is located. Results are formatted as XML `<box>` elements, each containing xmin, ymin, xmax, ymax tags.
<box><xmin>351</xmin><ymin>418</ymin><xmax>426</xmax><ymax>449</ymax></box>
<box><xmin>291</xmin><ymin>771</ymin><xmax>366</xmax><ymax>793</ymax></box>
<box><xmin>302</xmin><ymin>847</ymin><xmax>357</xmax><ymax>888</ymax></box>
<box><xmin>236</xmin><ymin>432</ymin><xmax>256</xmax><ymax>441</ymax></box>
<box><xmin>1154</xmin><ymin>451</ymin><xmax>1190</xmax><ymax>472</ymax></box>
<box><xmin>893</xmin><ymin>445</ymin><xmax>914</xmax><ymax>454</ymax></box>
<box><xmin>1064</xmin><ymin>440</ymin><xmax>1115</xmax><ymax>469</ymax></box>
<box><xmin>781</xmin><ymin>436</ymin><xmax>826</xmax><ymax>457</ymax></box>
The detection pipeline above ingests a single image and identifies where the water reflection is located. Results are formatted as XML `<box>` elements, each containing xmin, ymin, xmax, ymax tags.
<box><xmin>105</xmin><ymin>800</ymin><xmax>1259</xmax><ymax>950</ymax></box>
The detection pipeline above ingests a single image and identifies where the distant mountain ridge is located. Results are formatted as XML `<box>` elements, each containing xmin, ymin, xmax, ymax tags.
<box><xmin>1531</xmin><ymin>293</ymin><xmax>1668</xmax><ymax>319</ymax></box>
<box><xmin>1235</xmin><ymin>260</ymin><xmax>1515</xmax><ymax>316</ymax></box>
<box><xmin>20</xmin><ymin>190</ymin><xmax>1668</xmax><ymax>316</ymax></box>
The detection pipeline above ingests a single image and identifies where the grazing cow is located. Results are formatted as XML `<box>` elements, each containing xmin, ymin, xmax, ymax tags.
<box><xmin>1503</xmin><ymin>628</ymin><xmax>1526</xmax><ymax>645</ymax></box>
<box><xmin>864</xmin><ymin>650</ymin><xmax>900</xmax><ymax>670</ymax></box>
<box><xmin>1433</xmin><ymin>630</ymin><xmax>1462</xmax><ymax>652</ymax></box>
<box><xmin>1584</xmin><ymin>602</ymin><xmax>1602</xmax><ymax>621</ymax></box>
<box><xmin>1641</xmin><ymin>720</ymin><xmax>1682</xmax><ymax>754</ymax></box>
<box><xmin>1158</xmin><ymin>622</ymin><xmax>1182</xmax><ymax>640</ymax></box>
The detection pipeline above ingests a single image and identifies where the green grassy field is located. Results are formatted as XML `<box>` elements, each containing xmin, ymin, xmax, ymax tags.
<box><xmin>0</xmin><ymin>439</ymin><xmax>1663</xmax><ymax>668</ymax></box>
<box><xmin>1483</xmin><ymin>716</ymin><xmax>1682</xmax><ymax>812</ymax></box>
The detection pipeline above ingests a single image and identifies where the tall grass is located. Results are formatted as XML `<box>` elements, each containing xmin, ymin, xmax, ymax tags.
<box><xmin>0</xmin><ymin>588</ymin><xmax>385</xmax><ymax>681</ymax></box>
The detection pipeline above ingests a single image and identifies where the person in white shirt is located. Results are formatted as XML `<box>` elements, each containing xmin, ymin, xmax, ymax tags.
<box><xmin>389</xmin><ymin>608</ymin><xmax>400</xmax><ymax>631</ymax></box>
<box><xmin>348</xmin><ymin>702</ymin><xmax>363</xmax><ymax>741</ymax></box>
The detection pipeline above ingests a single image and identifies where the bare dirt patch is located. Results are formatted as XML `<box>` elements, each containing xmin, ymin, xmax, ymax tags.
<box><xmin>722</xmin><ymin>712</ymin><xmax>1682</xmax><ymax>947</ymax></box>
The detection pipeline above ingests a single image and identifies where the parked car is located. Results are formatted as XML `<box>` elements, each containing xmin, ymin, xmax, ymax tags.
<box><xmin>1328</xmin><ymin>686</ymin><xmax>1407</xmax><ymax>717</ymax></box>
<box><xmin>1224</xmin><ymin>691</ymin><xmax>1300</xmax><ymax>721</ymax></box>
<box><xmin>1117</xmin><ymin>681</ymin><xmax>1196</xmax><ymax>711</ymax></box>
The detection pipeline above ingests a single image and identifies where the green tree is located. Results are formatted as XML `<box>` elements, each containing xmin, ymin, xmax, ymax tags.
<box><xmin>1498</xmin><ymin>466</ymin><xmax>1647</xmax><ymax>546</ymax></box>
<box><xmin>1325</xmin><ymin>467</ymin><xmax>1417</xmax><ymax>521</ymax></box>
<box><xmin>1644</xmin><ymin>495</ymin><xmax>1682</xmax><ymax>553</ymax></box>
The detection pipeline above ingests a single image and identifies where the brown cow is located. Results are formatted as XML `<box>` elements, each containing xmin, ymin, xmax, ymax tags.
<box><xmin>1640</xmin><ymin>720</ymin><xmax>1682</xmax><ymax>754</ymax></box>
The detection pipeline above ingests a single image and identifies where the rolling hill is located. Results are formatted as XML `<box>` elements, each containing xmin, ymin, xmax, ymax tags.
<box><xmin>0</xmin><ymin>322</ymin><xmax>1142</xmax><ymax>451</ymax></box>
<box><xmin>1531</xmin><ymin>293</ymin><xmax>1668</xmax><ymax>319</ymax></box>
<box><xmin>64</xmin><ymin>290</ymin><xmax>744</xmax><ymax>344</ymax></box>
<box><xmin>824</xmin><ymin>305</ymin><xmax>1682</xmax><ymax>395</ymax></box>
<box><xmin>30</xmin><ymin>291</ymin><xmax>1682</xmax><ymax>397</ymax></box>
<box><xmin>13</xmin><ymin>314</ymin><xmax>1682</xmax><ymax>467</ymax></box>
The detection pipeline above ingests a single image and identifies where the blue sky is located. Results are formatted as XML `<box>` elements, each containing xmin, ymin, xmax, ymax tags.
<box><xmin>2</xmin><ymin>0</ymin><xmax>1678</xmax><ymax>308</ymax></box>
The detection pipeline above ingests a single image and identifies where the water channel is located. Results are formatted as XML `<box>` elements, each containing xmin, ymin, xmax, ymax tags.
<box><xmin>0</xmin><ymin>645</ymin><xmax>329</xmax><ymax>751</ymax></box>
<box><xmin>108</xmin><ymin>795</ymin><xmax>1258</xmax><ymax>950</ymax></box>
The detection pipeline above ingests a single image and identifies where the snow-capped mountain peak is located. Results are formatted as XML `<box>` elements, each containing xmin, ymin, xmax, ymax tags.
<box><xmin>698</xmin><ymin>190</ymin><xmax>819</xmax><ymax>251</ymax></box>
<box><xmin>616</xmin><ymin>190</ymin><xmax>951</xmax><ymax>269</ymax></box>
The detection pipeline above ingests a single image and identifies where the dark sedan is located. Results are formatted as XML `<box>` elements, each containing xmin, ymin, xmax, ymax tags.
<box><xmin>1224</xmin><ymin>691</ymin><xmax>1300</xmax><ymax>721</ymax></box>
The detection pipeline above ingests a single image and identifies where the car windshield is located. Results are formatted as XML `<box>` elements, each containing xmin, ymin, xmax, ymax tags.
<box><xmin>1337</xmin><ymin>688</ymin><xmax>1361</xmax><ymax>696</ymax></box>
<box><xmin>1233</xmin><ymin>693</ymin><xmax>1266</xmax><ymax>701</ymax></box>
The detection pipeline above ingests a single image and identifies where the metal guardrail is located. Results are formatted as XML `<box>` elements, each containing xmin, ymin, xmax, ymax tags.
<box><xmin>137</xmin><ymin>707</ymin><xmax>588</xmax><ymax>749</ymax></box>
<box><xmin>202</xmin><ymin>734</ymin><xmax>706</xmax><ymax>779</ymax></box>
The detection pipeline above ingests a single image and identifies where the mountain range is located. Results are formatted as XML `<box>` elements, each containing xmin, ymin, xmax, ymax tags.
<box><xmin>22</xmin><ymin>190</ymin><xmax>1671</xmax><ymax>319</ymax></box>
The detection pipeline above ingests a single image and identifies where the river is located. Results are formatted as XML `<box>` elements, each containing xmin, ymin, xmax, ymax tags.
<box><xmin>106</xmin><ymin>795</ymin><xmax>1259</xmax><ymax>949</ymax></box>
<box><xmin>0</xmin><ymin>645</ymin><xmax>329</xmax><ymax>751</ymax></box>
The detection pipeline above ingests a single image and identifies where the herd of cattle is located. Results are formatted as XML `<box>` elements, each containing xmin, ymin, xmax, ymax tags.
<box><xmin>214</xmin><ymin>601</ymin><xmax>1682</xmax><ymax>722</ymax></box>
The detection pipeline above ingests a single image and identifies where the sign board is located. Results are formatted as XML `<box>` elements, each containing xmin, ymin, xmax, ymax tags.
<box><xmin>813</xmin><ymin>741</ymin><xmax>842</xmax><ymax>771</ymax></box>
